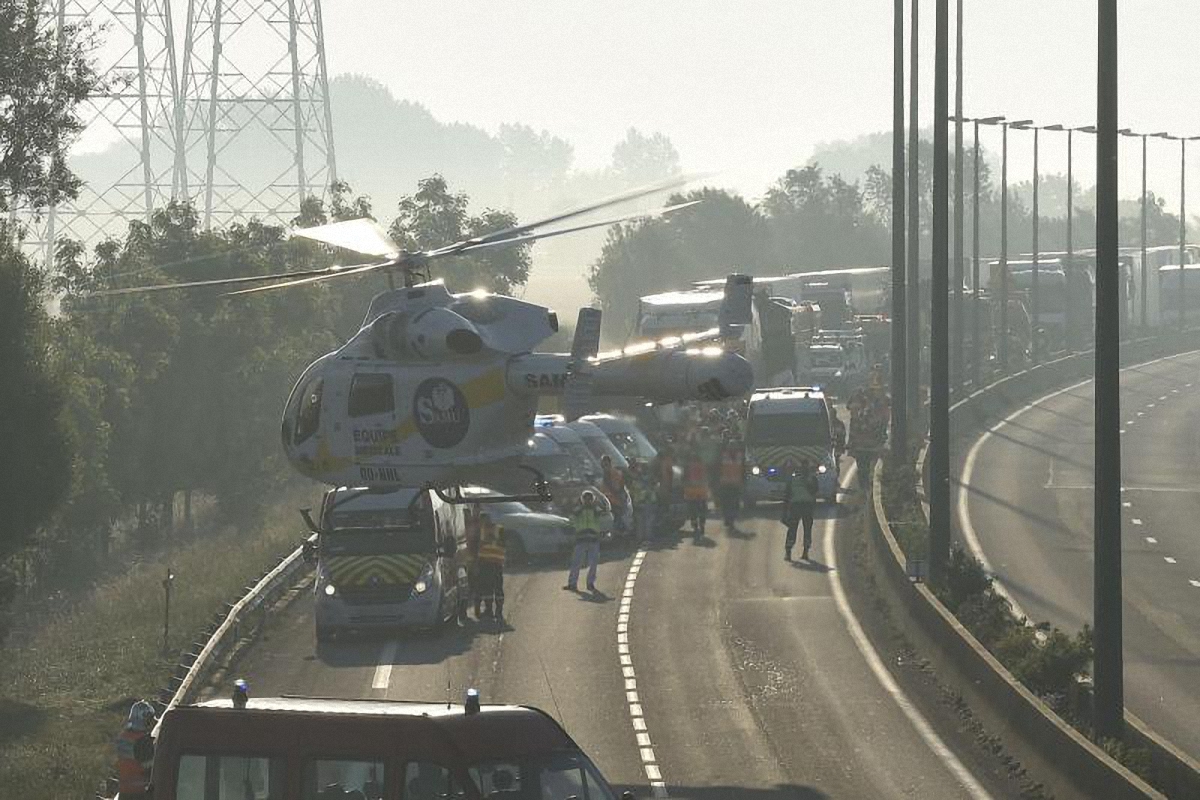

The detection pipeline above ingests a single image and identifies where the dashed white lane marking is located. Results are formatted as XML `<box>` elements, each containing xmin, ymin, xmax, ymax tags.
<box><xmin>1131</xmin><ymin>518</ymin><xmax>1143</xmax><ymax>525</ymax></box>
<box><xmin>1137</xmin><ymin>411</ymin><xmax>1146</xmax><ymax>417</ymax></box>
<box><xmin>1160</xmin><ymin>395</ymin><xmax>1169</xmax><ymax>400</ymax></box>
<box><xmin>1147</xmin><ymin>403</ymin><xmax>1156</xmax><ymax>408</ymax></box>
<box><xmin>960</xmin><ymin>352</ymin><xmax>1200</xmax><ymax>623</ymax></box>
<box><xmin>1189</xmin><ymin>579</ymin><xmax>1200</xmax><ymax>588</ymax></box>
<box><xmin>1146</xmin><ymin>537</ymin><xmax>1158</xmax><ymax>544</ymax></box>
<box><xmin>1123</xmin><ymin>501</ymin><xmax>1132</xmax><ymax>508</ymax></box>
<box><xmin>619</xmin><ymin>547</ymin><xmax>668</xmax><ymax>798</ymax></box>
<box><xmin>1164</xmin><ymin>557</ymin><xmax>1178</xmax><ymax>564</ymax></box>
<box><xmin>372</xmin><ymin>640</ymin><xmax>399</xmax><ymax>690</ymax></box>
<box><xmin>832</xmin><ymin>466</ymin><xmax>992</xmax><ymax>799</ymax></box>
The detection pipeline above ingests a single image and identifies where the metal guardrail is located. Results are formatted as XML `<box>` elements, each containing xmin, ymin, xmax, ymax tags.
<box><xmin>101</xmin><ymin>535</ymin><xmax>315</xmax><ymax>799</ymax></box>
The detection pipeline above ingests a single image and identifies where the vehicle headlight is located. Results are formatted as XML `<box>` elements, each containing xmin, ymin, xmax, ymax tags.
<box><xmin>323</xmin><ymin>583</ymin><xmax>337</xmax><ymax>596</ymax></box>
<box><xmin>411</xmin><ymin>562</ymin><xmax>435</xmax><ymax>597</ymax></box>
<box><xmin>818</xmin><ymin>464</ymin><xmax>828</xmax><ymax>474</ymax></box>
<box><xmin>751</xmin><ymin>466</ymin><xmax>761</xmax><ymax>476</ymax></box>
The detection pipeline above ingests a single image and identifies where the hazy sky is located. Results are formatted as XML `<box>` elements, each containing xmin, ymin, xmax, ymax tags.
<box><xmin>323</xmin><ymin>1</ymin><xmax>1200</xmax><ymax>207</ymax></box>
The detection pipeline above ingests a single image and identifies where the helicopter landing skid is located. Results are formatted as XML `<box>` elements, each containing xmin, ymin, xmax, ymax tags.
<box><xmin>423</xmin><ymin>465</ymin><xmax>553</xmax><ymax>506</ymax></box>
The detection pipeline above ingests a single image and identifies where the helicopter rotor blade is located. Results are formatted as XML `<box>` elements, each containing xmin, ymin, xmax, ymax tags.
<box><xmin>424</xmin><ymin>173</ymin><xmax>704</xmax><ymax>259</ymax></box>
<box><xmin>290</xmin><ymin>218</ymin><xmax>401</xmax><ymax>259</ymax></box>
<box><xmin>222</xmin><ymin>260</ymin><xmax>391</xmax><ymax>296</ymax></box>
<box><xmin>429</xmin><ymin>199</ymin><xmax>701</xmax><ymax>260</ymax></box>
<box><xmin>87</xmin><ymin>264</ymin><xmax>363</xmax><ymax>296</ymax></box>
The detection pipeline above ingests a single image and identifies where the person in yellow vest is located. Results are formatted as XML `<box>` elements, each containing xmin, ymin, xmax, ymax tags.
<box><xmin>682</xmin><ymin>450</ymin><xmax>710</xmax><ymax>542</ymax></box>
<box><xmin>116</xmin><ymin>699</ymin><xmax>156</xmax><ymax>798</ymax></box>
<box><xmin>565</xmin><ymin>490</ymin><xmax>603</xmax><ymax>593</ymax></box>
<box><xmin>474</xmin><ymin>511</ymin><xmax>506</xmax><ymax>620</ymax></box>
<box><xmin>716</xmin><ymin>438</ymin><xmax>745</xmax><ymax>533</ymax></box>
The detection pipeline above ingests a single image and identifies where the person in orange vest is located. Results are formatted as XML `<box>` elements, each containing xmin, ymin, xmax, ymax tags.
<box><xmin>682</xmin><ymin>449</ymin><xmax>710</xmax><ymax>542</ymax></box>
<box><xmin>650</xmin><ymin>444</ymin><xmax>676</xmax><ymax>538</ymax></box>
<box><xmin>716</xmin><ymin>437</ymin><xmax>745</xmax><ymax>533</ymax></box>
<box><xmin>116</xmin><ymin>699</ymin><xmax>157</xmax><ymax>798</ymax></box>
<box><xmin>600</xmin><ymin>454</ymin><xmax>628</xmax><ymax>536</ymax></box>
<box><xmin>474</xmin><ymin>511</ymin><xmax>506</xmax><ymax>620</ymax></box>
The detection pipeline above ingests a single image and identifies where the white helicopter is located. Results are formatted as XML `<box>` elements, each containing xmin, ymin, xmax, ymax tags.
<box><xmin>100</xmin><ymin>180</ymin><xmax>755</xmax><ymax>497</ymax></box>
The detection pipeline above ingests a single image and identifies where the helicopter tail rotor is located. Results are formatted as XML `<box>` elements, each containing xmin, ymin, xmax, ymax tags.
<box><xmin>563</xmin><ymin>307</ymin><xmax>602</xmax><ymax>420</ymax></box>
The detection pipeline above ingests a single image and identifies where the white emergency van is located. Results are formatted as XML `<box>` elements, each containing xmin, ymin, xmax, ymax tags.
<box><xmin>743</xmin><ymin>387</ymin><xmax>839</xmax><ymax>503</ymax></box>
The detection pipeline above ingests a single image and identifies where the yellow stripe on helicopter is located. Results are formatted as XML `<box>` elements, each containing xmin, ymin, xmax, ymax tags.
<box><xmin>354</xmin><ymin>367</ymin><xmax>506</xmax><ymax>460</ymax></box>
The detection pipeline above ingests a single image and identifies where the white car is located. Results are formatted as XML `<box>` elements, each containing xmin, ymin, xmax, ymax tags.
<box><xmin>460</xmin><ymin>489</ymin><xmax>577</xmax><ymax>561</ymax></box>
<box><xmin>487</xmin><ymin>501</ymin><xmax>576</xmax><ymax>561</ymax></box>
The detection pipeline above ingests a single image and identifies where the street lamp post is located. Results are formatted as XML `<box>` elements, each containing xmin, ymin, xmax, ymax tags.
<box><xmin>1012</xmin><ymin>122</ymin><xmax>1038</xmax><ymax>362</ymax></box>
<box><xmin>963</xmin><ymin>116</ymin><xmax>1004</xmax><ymax>385</ymax></box>
<box><xmin>907</xmin><ymin>0</ymin><xmax>921</xmax><ymax>433</ymax></box>
<box><xmin>930</xmin><ymin>0</ymin><xmax>950</xmax><ymax>587</ymax></box>
<box><xmin>1094</xmin><ymin>0</ymin><xmax>1122</xmax><ymax>741</ymax></box>
<box><xmin>992</xmin><ymin>118</ymin><xmax>1032</xmax><ymax>372</ymax></box>
<box><xmin>952</xmin><ymin>0</ymin><xmax>964</xmax><ymax>393</ymax></box>
<box><xmin>891</xmin><ymin>0</ymin><xmax>908</xmax><ymax>462</ymax></box>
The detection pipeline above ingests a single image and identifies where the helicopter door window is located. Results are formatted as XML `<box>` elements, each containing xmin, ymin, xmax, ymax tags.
<box><xmin>295</xmin><ymin>377</ymin><xmax>324</xmax><ymax>444</ymax></box>
<box><xmin>348</xmin><ymin>373</ymin><xmax>395</xmax><ymax>417</ymax></box>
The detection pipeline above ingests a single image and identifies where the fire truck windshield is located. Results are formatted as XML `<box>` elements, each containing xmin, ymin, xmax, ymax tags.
<box><xmin>468</xmin><ymin>751</ymin><xmax>617</xmax><ymax>799</ymax></box>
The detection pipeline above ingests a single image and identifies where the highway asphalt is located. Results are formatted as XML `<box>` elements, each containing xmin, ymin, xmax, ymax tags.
<box><xmin>230</xmin><ymin>471</ymin><xmax>1016</xmax><ymax>799</ymax></box>
<box><xmin>958</xmin><ymin>350</ymin><xmax>1200</xmax><ymax>761</ymax></box>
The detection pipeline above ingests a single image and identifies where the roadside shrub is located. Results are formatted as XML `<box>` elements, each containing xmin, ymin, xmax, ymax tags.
<box><xmin>939</xmin><ymin>546</ymin><xmax>994</xmax><ymax>611</ymax></box>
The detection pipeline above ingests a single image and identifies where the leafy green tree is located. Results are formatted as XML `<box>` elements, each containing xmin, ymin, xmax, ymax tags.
<box><xmin>610</xmin><ymin>128</ymin><xmax>681</xmax><ymax>185</ymax></box>
<box><xmin>388</xmin><ymin>174</ymin><xmax>531</xmax><ymax>294</ymax></box>
<box><xmin>0</xmin><ymin>0</ymin><xmax>100</xmax><ymax>212</ymax></box>
<box><xmin>763</xmin><ymin>164</ymin><xmax>890</xmax><ymax>268</ymax></box>
<box><xmin>0</xmin><ymin>236</ymin><xmax>72</xmax><ymax>564</ymax></box>
<box><xmin>589</xmin><ymin>188</ymin><xmax>768</xmax><ymax>335</ymax></box>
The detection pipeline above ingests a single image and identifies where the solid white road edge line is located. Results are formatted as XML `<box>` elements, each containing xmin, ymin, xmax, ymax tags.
<box><xmin>958</xmin><ymin>350</ymin><xmax>1199</xmax><ymax>623</ymax></box>
<box><xmin>372</xmin><ymin>640</ymin><xmax>399</xmax><ymax>690</ymax></box>
<box><xmin>830</xmin><ymin>464</ymin><xmax>993</xmax><ymax>800</ymax></box>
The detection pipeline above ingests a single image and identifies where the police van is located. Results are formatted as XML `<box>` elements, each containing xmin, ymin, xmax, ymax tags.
<box><xmin>743</xmin><ymin>387</ymin><xmax>839</xmax><ymax>504</ymax></box>
<box><xmin>306</xmin><ymin>486</ymin><xmax>469</xmax><ymax>641</ymax></box>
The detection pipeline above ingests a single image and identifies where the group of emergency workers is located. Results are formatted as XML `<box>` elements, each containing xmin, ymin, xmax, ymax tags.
<box><xmin>845</xmin><ymin>365</ymin><xmax>891</xmax><ymax>486</ymax></box>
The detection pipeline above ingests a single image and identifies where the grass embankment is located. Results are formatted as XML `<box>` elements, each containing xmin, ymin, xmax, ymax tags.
<box><xmin>878</xmin><ymin>460</ymin><xmax>1154</xmax><ymax>780</ymax></box>
<box><xmin>0</xmin><ymin>491</ymin><xmax>318</xmax><ymax>799</ymax></box>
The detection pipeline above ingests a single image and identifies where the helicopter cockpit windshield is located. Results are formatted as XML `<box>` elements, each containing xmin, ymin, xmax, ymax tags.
<box><xmin>293</xmin><ymin>377</ymin><xmax>324</xmax><ymax>445</ymax></box>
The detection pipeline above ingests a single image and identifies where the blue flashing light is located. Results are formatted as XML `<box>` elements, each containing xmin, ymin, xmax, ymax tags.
<box><xmin>232</xmin><ymin>679</ymin><xmax>249</xmax><ymax>708</ymax></box>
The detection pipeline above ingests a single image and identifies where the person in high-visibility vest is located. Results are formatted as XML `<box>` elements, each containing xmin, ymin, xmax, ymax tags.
<box><xmin>782</xmin><ymin>459</ymin><xmax>819</xmax><ymax>561</ymax></box>
<box><xmin>628</xmin><ymin>460</ymin><xmax>655</xmax><ymax>541</ymax></box>
<box><xmin>682</xmin><ymin>451</ymin><xmax>710</xmax><ymax>541</ymax></box>
<box><xmin>565</xmin><ymin>491</ymin><xmax>603</xmax><ymax>592</ymax></box>
<box><xmin>716</xmin><ymin>438</ymin><xmax>745</xmax><ymax>533</ymax></box>
<box><xmin>600</xmin><ymin>455</ymin><xmax>628</xmax><ymax>535</ymax></box>
<box><xmin>116</xmin><ymin>700</ymin><xmax>156</xmax><ymax>798</ymax></box>
<box><xmin>650</xmin><ymin>445</ymin><xmax>676</xmax><ymax>537</ymax></box>
<box><xmin>474</xmin><ymin>512</ymin><xmax>506</xmax><ymax>620</ymax></box>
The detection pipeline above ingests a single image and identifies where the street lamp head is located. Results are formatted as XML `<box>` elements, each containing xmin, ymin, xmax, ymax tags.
<box><xmin>1042</xmin><ymin>124</ymin><xmax>1065</xmax><ymax>131</ymax></box>
<box><xmin>1075</xmin><ymin>125</ymin><xmax>1097</xmax><ymax>134</ymax></box>
<box><xmin>1009</xmin><ymin>119</ymin><xmax>1034</xmax><ymax>128</ymax></box>
<box><xmin>1149</xmin><ymin>132</ymin><xmax>1170</xmax><ymax>138</ymax></box>
<box><xmin>977</xmin><ymin>115</ymin><xmax>1005</xmax><ymax>125</ymax></box>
